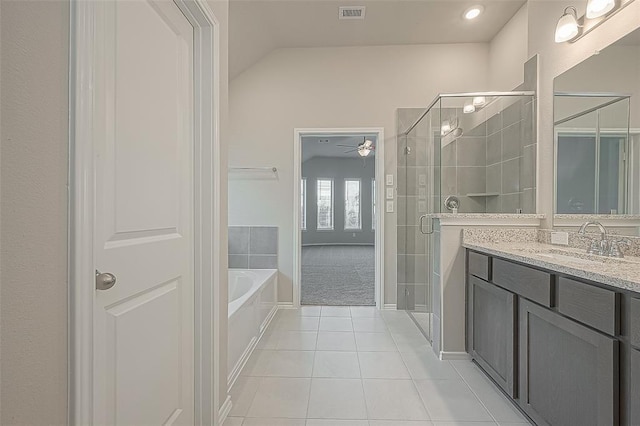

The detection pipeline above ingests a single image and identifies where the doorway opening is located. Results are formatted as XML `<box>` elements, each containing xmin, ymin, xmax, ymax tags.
<box><xmin>293</xmin><ymin>128</ymin><xmax>385</xmax><ymax>308</ymax></box>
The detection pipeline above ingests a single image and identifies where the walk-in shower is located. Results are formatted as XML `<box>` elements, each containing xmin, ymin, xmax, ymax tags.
<box><xmin>396</xmin><ymin>91</ymin><xmax>536</xmax><ymax>341</ymax></box>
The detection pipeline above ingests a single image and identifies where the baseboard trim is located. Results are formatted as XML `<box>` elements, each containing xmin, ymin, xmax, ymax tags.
<box><xmin>277</xmin><ymin>302</ymin><xmax>295</xmax><ymax>309</ymax></box>
<box><xmin>440</xmin><ymin>351</ymin><xmax>471</xmax><ymax>361</ymax></box>
<box><xmin>218</xmin><ymin>395</ymin><xmax>232</xmax><ymax>426</ymax></box>
<box><xmin>382</xmin><ymin>303</ymin><xmax>397</xmax><ymax>310</ymax></box>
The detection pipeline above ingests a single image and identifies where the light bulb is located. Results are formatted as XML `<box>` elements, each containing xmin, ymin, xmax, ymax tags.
<box><xmin>472</xmin><ymin>96</ymin><xmax>486</xmax><ymax>107</ymax></box>
<box><xmin>555</xmin><ymin>7</ymin><xmax>580</xmax><ymax>43</ymax></box>
<box><xmin>441</xmin><ymin>120</ymin><xmax>451</xmax><ymax>136</ymax></box>
<box><xmin>358</xmin><ymin>148</ymin><xmax>370</xmax><ymax>157</ymax></box>
<box><xmin>464</xmin><ymin>5</ymin><xmax>484</xmax><ymax>20</ymax></box>
<box><xmin>586</xmin><ymin>0</ymin><xmax>615</xmax><ymax>18</ymax></box>
<box><xmin>463</xmin><ymin>101</ymin><xmax>476</xmax><ymax>114</ymax></box>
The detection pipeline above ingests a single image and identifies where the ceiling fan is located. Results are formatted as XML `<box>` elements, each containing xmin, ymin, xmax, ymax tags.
<box><xmin>336</xmin><ymin>137</ymin><xmax>375</xmax><ymax>157</ymax></box>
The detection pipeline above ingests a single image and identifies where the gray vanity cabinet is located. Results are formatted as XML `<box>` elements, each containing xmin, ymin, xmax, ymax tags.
<box><xmin>467</xmin><ymin>275</ymin><xmax>516</xmax><ymax>397</ymax></box>
<box><xmin>519</xmin><ymin>299</ymin><xmax>619</xmax><ymax>426</ymax></box>
<box><xmin>625</xmin><ymin>347</ymin><xmax>640</xmax><ymax>425</ymax></box>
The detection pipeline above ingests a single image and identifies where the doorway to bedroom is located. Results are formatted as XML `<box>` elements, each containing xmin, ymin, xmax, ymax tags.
<box><xmin>295</xmin><ymin>130</ymin><xmax>383</xmax><ymax>307</ymax></box>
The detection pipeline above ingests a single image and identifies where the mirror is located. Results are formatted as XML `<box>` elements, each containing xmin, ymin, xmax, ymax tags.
<box><xmin>553</xmin><ymin>28</ymin><xmax>640</xmax><ymax>217</ymax></box>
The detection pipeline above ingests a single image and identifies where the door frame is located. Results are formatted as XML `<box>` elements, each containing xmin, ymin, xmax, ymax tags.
<box><xmin>293</xmin><ymin>128</ymin><xmax>385</xmax><ymax>309</ymax></box>
<box><xmin>68</xmin><ymin>1</ymin><xmax>223</xmax><ymax>424</ymax></box>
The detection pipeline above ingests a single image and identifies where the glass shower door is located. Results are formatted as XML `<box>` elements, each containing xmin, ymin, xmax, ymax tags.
<box><xmin>397</xmin><ymin>101</ymin><xmax>442</xmax><ymax>342</ymax></box>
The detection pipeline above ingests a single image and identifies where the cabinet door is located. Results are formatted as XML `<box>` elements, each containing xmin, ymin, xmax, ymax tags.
<box><xmin>625</xmin><ymin>348</ymin><xmax>640</xmax><ymax>425</ymax></box>
<box><xmin>468</xmin><ymin>275</ymin><xmax>516</xmax><ymax>397</ymax></box>
<box><xmin>519</xmin><ymin>299</ymin><xmax>619</xmax><ymax>426</ymax></box>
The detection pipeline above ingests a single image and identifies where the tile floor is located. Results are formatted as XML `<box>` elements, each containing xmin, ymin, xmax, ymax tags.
<box><xmin>225</xmin><ymin>306</ymin><xmax>532</xmax><ymax>426</ymax></box>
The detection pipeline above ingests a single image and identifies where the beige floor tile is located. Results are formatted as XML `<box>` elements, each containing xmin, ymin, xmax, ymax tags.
<box><xmin>358</xmin><ymin>351</ymin><xmax>411</xmax><ymax>379</ymax></box>
<box><xmin>355</xmin><ymin>332</ymin><xmax>397</xmax><ymax>352</ymax></box>
<box><xmin>363</xmin><ymin>379</ymin><xmax>430</xmax><ymax>421</ymax></box>
<box><xmin>312</xmin><ymin>351</ymin><xmax>361</xmax><ymax>378</ymax></box>
<box><xmin>316</xmin><ymin>331</ymin><xmax>357</xmax><ymax>351</ymax></box>
<box><xmin>414</xmin><ymin>379</ymin><xmax>493</xmax><ymax>422</ymax></box>
<box><xmin>247</xmin><ymin>377</ymin><xmax>311</xmax><ymax>418</ymax></box>
<box><xmin>307</xmin><ymin>378</ymin><xmax>368</xmax><ymax>419</ymax></box>
<box><xmin>319</xmin><ymin>317</ymin><xmax>354</xmax><ymax>332</ymax></box>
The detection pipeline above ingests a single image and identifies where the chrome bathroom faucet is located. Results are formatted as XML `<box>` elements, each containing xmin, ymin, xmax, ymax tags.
<box><xmin>578</xmin><ymin>221</ymin><xmax>609</xmax><ymax>256</ymax></box>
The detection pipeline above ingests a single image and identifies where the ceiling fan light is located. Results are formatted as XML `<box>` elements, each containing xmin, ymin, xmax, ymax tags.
<box><xmin>586</xmin><ymin>0</ymin><xmax>616</xmax><ymax>18</ymax></box>
<box><xmin>555</xmin><ymin>7</ymin><xmax>580</xmax><ymax>43</ymax></box>
<box><xmin>358</xmin><ymin>148</ymin><xmax>371</xmax><ymax>157</ymax></box>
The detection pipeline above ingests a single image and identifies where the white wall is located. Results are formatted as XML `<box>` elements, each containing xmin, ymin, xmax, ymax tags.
<box><xmin>489</xmin><ymin>3</ymin><xmax>529</xmax><ymax>90</ymax></box>
<box><xmin>526</xmin><ymin>0</ymin><xmax>640</xmax><ymax>227</ymax></box>
<box><xmin>229</xmin><ymin>43</ymin><xmax>491</xmax><ymax>305</ymax></box>
<box><xmin>1</xmin><ymin>2</ymin><xmax>69</xmax><ymax>423</ymax></box>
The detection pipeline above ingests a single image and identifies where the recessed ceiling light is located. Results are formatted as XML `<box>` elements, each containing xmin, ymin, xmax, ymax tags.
<box><xmin>464</xmin><ymin>5</ymin><xmax>484</xmax><ymax>20</ymax></box>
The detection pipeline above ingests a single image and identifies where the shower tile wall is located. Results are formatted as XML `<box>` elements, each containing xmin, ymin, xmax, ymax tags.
<box><xmin>228</xmin><ymin>226</ymin><xmax>278</xmax><ymax>269</ymax></box>
<box><xmin>439</xmin><ymin>97</ymin><xmax>536</xmax><ymax>214</ymax></box>
<box><xmin>485</xmin><ymin>98</ymin><xmax>536</xmax><ymax>213</ymax></box>
<box><xmin>441</xmin><ymin>115</ymin><xmax>487</xmax><ymax>213</ymax></box>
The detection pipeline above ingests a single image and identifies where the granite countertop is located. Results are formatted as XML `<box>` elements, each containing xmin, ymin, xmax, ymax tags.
<box><xmin>433</xmin><ymin>213</ymin><xmax>545</xmax><ymax>219</ymax></box>
<box><xmin>462</xmin><ymin>239</ymin><xmax>640</xmax><ymax>294</ymax></box>
<box><xmin>554</xmin><ymin>214</ymin><xmax>640</xmax><ymax>220</ymax></box>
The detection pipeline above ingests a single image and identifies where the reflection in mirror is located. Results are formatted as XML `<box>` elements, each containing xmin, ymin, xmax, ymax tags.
<box><xmin>554</xmin><ymin>27</ymin><xmax>640</xmax><ymax>216</ymax></box>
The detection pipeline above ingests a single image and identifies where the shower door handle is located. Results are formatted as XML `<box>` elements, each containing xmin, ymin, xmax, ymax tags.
<box><xmin>419</xmin><ymin>214</ymin><xmax>434</xmax><ymax>235</ymax></box>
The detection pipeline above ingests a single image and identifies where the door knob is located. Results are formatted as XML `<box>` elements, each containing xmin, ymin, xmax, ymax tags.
<box><xmin>96</xmin><ymin>270</ymin><xmax>117</xmax><ymax>290</ymax></box>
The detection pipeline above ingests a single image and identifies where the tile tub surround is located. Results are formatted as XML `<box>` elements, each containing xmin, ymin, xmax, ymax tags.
<box><xmin>229</xmin><ymin>226</ymin><xmax>278</xmax><ymax>269</ymax></box>
<box><xmin>226</xmin><ymin>306</ymin><xmax>531</xmax><ymax>425</ymax></box>
<box><xmin>462</xmin><ymin>228</ymin><xmax>640</xmax><ymax>293</ymax></box>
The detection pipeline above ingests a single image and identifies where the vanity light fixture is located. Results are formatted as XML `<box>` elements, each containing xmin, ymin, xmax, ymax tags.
<box><xmin>441</xmin><ymin>120</ymin><xmax>452</xmax><ymax>135</ymax></box>
<box><xmin>586</xmin><ymin>0</ymin><xmax>616</xmax><ymax>18</ymax></box>
<box><xmin>554</xmin><ymin>6</ymin><xmax>580</xmax><ymax>43</ymax></box>
<box><xmin>463</xmin><ymin>5</ymin><xmax>484</xmax><ymax>20</ymax></box>
<box><xmin>463</xmin><ymin>101</ymin><xmax>476</xmax><ymax>114</ymax></box>
<box><xmin>472</xmin><ymin>96</ymin><xmax>486</xmax><ymax>107</ymax></box>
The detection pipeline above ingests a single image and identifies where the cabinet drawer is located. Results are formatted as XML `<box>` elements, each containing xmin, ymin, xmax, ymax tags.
<box><xmin>631</xmin><ymin>297</ymin><xmax>640</xmax><ymax>349</ymax></box>
<box><xmin>493</xmin><ymin>258</ymin><xmax>553</xmax><ymax>307</ymax></box>
<box><xmin>468</xmin><ymin>251</ymin><xmax>490</xmax><ymax>281</ymax></box>
<box><xmin>557</xmin><ymin>277</ymin><xmax>619</xmax><ymax>336</ymax></box>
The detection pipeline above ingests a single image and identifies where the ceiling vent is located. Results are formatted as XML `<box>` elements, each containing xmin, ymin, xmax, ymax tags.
<box><xmin>339</xmin><ymin>6</ymin><xmax>366</xmax><ymax>20</ymax></box>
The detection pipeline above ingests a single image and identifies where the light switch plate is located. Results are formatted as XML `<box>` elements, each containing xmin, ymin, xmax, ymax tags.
<box><xmin>386</xmin><ymin>174</ymin><xmax>394</xmax><ymax>186</ymax></box>
<box><xmin>386</xmin><ymin>187</ymin><xmax>394</xmax><ymax>200</ymax></box>
<box><xmin>551</xmin><ymin>231</ymin><xmax>569</xmax><ymax>245</ymax></box>
<box><xmin>386</xmin><ymin>200</ymin><xmax>394</xmax><ymax>213</ymax></box>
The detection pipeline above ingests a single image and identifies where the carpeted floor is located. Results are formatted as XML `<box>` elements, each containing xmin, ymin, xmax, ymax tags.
<box><xmin>301</xmin><ymin>245</ymin><xmax>375</xmax><ymax>306</ymax></box>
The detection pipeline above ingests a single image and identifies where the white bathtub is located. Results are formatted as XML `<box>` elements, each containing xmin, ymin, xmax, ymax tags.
<box><xmin>227</xmin><ymin>269</ymin><xmax>278</xmax><ymax>386</ymax></box>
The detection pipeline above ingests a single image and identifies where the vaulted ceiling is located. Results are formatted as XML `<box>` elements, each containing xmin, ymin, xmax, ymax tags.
<box><xmin>230</xmin><ymin>0</ymin><xmax>527</xmax><ymax>78</ymax></box>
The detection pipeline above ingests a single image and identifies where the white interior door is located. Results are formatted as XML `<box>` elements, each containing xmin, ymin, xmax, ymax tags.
<box><xmin>92</xmin><ymin>1</ymin><xmax>194</xmax><ymax>424</ymax></box>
